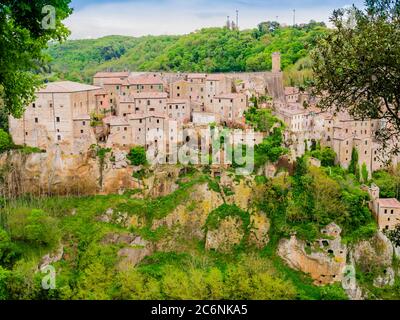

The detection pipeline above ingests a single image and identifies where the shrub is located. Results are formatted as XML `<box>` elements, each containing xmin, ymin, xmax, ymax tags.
<box><xmin>0</xmin><ymin>129</ymin><xmax>12</xmax><ymax>153</ymax></box>
<box><xmin>24</xmin><ymin>210</ymin><xmax>60</xmax><ymax>247</ymax></box>
<box><xmin>127</xmin><ymin>146</ymin><xmax>147</xmax><ymax>166</ymax></box>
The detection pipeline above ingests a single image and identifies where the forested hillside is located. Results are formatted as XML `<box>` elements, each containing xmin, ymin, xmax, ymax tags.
<box><xmin>46</xmin><ymin>21</ymin><xmax>328</xmax><ymax>85</ymax></box>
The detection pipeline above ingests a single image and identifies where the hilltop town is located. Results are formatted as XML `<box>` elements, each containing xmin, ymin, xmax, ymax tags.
<box><xmin>8</xmin><ymin>51</ymin><xmax>400</xmax><ymax>175</ymax></box>
<box><xmin>7</xmin><ymin>52</ymin><xmax>400</xmax><ymax>233</ymax></box>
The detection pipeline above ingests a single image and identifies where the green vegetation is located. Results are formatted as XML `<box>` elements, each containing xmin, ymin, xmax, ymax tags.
<box><xmin>245</xmin><ymin>107</ymin><xmax>288</xmax><ymax>168</ymax></box>
<box><xmin>46</xmin><ymin>22</ymin><xmax>328</xmax><ymax>85</ymax></box>
<box><xmin>311</xmin><ymin>0</ymin><xmax>400</xmax><ymax>156</ymax></box>
<box><xmin>127</xmin><ymin>146</ymin><xmax>148</xmax><ymax>166</ymax></box>
<box><xmin>0</xmin><ymin>0</ymin><xmax>72</xmax><ymax>118</ymax></box>
<box><xmin>0</xmin><ymin>129</ymin><xmax>12</xmax><ymax>153</ymax></box>
<box><xmin>372</xmin><ymin>166</ymin><xmax>400</xmax><ymax>199</ymax></box>
<box><xmin>261</xmin><ymin>156</ymin><xmax>376</xmax><ymax>242</ymax></box>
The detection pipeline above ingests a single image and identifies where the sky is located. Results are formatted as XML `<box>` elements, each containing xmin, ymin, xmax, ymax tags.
<box><xmin>66</xmin><ymin>0</ymin><xmax>365</xmax><ymax>39</ymax></box>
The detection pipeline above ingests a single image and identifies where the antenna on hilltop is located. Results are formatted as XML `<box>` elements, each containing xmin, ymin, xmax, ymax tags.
<box><xmin>226</xmin><ymin>15</ymin><xmax>230</xmax><ymax>29</ymax></box>
<box><xmin>236</xmin><ymin>10</ymin><xmax>239</xmax><ymax>30</ymax></box>
<box><xmin>293</xmin><ymin>9</ymin><xmax>296</xmax><ymax>26</ymax></box>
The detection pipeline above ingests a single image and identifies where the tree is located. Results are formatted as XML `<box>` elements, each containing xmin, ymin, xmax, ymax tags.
<box><xmin>362</xmin><ymin>163</ymin><xmax>369</xmax><ymax>183</ymax></box>
<box><xmin>0</xmin><ymin>1</ymin><xmax>72</xmax><ymax>117</ymax></box>
<box><xmin>24</xmin><ymin>210</ymin><xmax>60</xmax><ymax>247</ymax></box>
<box><xmin>387</xmin><ymin>224</ymin><xmax>400</xmax><ymax>247</ymax></box>
<box><xmin>127</xmin><ymin>146</ymin><xmax>148</xmax><ymax>166</ymax></box>
<box><xmin>348</xmin><ymin>148</ymin><xmax>359</xmax><ymax>176</ymax></box>
<box><xmin>0</xmin><ymin>129</ymin><xmax>12</xmax><ymax>153</ymax></box>
<box><xmin>311</xmin><ymin>0</ymin><xmax>400</xmax><ymax>157</ymax></box>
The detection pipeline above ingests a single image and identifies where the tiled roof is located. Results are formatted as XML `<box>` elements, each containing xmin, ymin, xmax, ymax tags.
<box><xmin>102</xmin><ymin>78</ymin><xmax>125</xmax><ymax>85</ymax></box>
<box><xmin>187</xmin><ymin>73</ymin><xmax>207</xmax><ymax>79</ymax></box>
<box><xmin>94</xmin><ymin>72</ymin><xmax>130</xmax><ymax>78</ymax></box>
<box><xmin>128</xmin><ymin>112</ymin><xmax>167</xmax><ymax>120</ymax></box>
<box><xmin>377</xmin><ymin>198</ymin><xmax>400</xmax><ymax>208</ymax></box>
<box><xmin>38</xmin><ymin>81</ymin><xmax>101</xmax><ymax>93</ymax></box>
<box><xmin>206</xmin><ymin>74</ymin><xmax>226</xmax><ymax>81</ymax></box>
<box><xmin>123</xmin><ymin>74</ymin><xmax>164</xmax><ymax>86</ymax></box>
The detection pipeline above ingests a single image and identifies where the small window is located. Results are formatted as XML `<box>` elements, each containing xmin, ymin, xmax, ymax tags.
<box><xmin>57</xmin><ymin>135</ymin><xmax>61</xmax><ymax>141</ymax></box>
<box><xmin>80</xmin><ymin>130</ymin><xmax>84</xmax><ymax>134</ymax></box>
<box><xmin>56</xmin><ymin>117</ymin><xmax>60</xmax><ymax>123</ymax></box>
<box><xmin>83</xmin><ymin>121</ymin><xmax>86</xmax><ymax>126</ymax></box>
<box><xmin>32</xmin><ymin>103</ymin><xmax>36</xmax><ymax>108</ymax></box>
<box><xmin>35</xmin><ymin>118</ymin><xmax>38</xmax><ymax>123</ymax></box>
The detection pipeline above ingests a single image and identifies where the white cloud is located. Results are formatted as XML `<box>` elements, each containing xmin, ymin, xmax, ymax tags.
<box><xmin>65</xmin><ymin>0</ymin><xmax>335</xmax><ymax>39</ymax></box>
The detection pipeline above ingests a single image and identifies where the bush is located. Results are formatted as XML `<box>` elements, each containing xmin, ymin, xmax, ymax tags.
<box><xmin>24</xmin><ymin>210</ymin><xmax>61</xmax><ymax>247</ymax></box>
<box><xmin>127</xmin><ymin>146</ymin><xmax>147</xmax><ymax>166</ymax></box>
<box><xmin>0</xmin><ymin>129</ymin><xmax>12</xmax><ymax>153</ymax></box>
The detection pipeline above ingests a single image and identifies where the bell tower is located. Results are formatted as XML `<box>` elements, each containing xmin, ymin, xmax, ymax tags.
<box><xmin>272</xmin><ymin>52</ymin><xmax>281</xmax><ymax>73</ymax></box>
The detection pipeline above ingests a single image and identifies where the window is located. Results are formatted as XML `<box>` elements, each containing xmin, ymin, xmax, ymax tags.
<box><xmin>35</xmin><ymin>118</ymin><xmax>38</xmax><ymax>123</ymax></box>
<box><xmin>50</xmin><ymin>103</ymin><xmax>53</xmax><ymax>108</ymax></box>
<box><xmin>83</xmin><ymin>121</ymin><xmax>86</xmax><ymax>126</ymax></box>
<box><xmin>177</xmin><ymin>86</ymin><xmax>180</xmax><ymax>90</ymax></box>
<box><xmin>80</xmin><ymin>130</ymin><xmax>84</xmax><ymax>134</ymax></box>
<box><xmin>32</xmin><ymin>103</ymin><xmax>36</xmax><ymax>108</ymax></box>
<box><xmin>57</xmin><ymin>135</ymin><xmax>61</xmax><ymax>141</ymax></box>
<box><xmin>157</xmin><ymin>119</ymin><xmax>160</xmax><ymax>124</ymax></box>
<box><xmin>26</xmin><ymin>132</ymin><xmax>28</xmax><ymax>136</ymax></box>
<box><xmin>124</xmin><ymin>127</ymin><xmax>127</xmax><ymax>131</ymax></box>
<box><xmin>56</xmin><ymin>117</ymin><xmax>60</xmax><ymax>123</ymax></box>
<box><xmin>147</xmin><ymin>100</ymin><xmax>150</xmax><ymax>106</ymax></box>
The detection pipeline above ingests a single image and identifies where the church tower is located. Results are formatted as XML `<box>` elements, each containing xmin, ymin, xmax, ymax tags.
<box><xmin>272</xmin><ymin>52</ymin><xmax>281</xmax><ymax>73</ymax></box>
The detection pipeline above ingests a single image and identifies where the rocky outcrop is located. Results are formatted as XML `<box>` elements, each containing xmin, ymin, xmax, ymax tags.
<box><xmin>278</xmin><ymin>223</ymin><xmax>347</xmax><ymax>286</ymax></box>
<box><xmin>205</xmin><ymin>216</ymin><xmax>244</xmax><ymax>253</ymax></box>
<box><xmin>117</xmin><ymin>236</ymin><xmax>154</xmax><ymax>270</ymax></box>
<box><xmin>249</xmin><ymin>212</ymin><xmax>270</xmax><ymax>249</ymax></box>
<box><xmin>97</xmin><ymin>208</ymin><xmax>130</xmax><ymax>227</ymax></box>
<box><xmin>353</xmin><ymin>232</ymin><xmax>393</xmax><ymax>272</ymax></box>
<box><xmin>352</xmin><ymin>231</ymin><xmax>395</xmax><ymax>288</ymax></box>
<box><xmin>39</xmin><ymin>245</ymin><xmax>64</xmax><ymax>269</ymax></box>
<box><xmin>151</xmin><ymin>183</ymin><xmax>224</xmax><ymax>239</ymax></box>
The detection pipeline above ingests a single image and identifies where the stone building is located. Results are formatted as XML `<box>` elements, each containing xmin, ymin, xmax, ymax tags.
<box><xmin>9</xmin><ymin>81</ymin><xmax>102</xmax><ymax>152</ymax></box>
<box><xmin>366</xmin><ymin>184</ymin><xmax>400</xmax><ymax>231</ymax></box>
<box><xmin>93</xmin><ymin>71</ymin><xmax>130</xmax><ymax>86</ymax></box>
<box><xmin>212</xmin><ymin>93</ymin><xmax>247</xmax><ymax>125</ymax></box>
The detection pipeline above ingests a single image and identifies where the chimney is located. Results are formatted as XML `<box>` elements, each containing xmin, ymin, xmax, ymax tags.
<box><xmin>272</xmin><ymin>52</ymin><xmax>281</xmax><ymax>73</ymax></box>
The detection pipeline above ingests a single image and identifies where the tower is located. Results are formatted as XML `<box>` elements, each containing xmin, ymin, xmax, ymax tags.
<box><xmin>272</xmin><ymin>52</ymin><xmax>281</xmax><ymax>73</ymax></box>
<box><xmin>226</xmin><ymin>16</ymin><xmax>230</xmax><ymax>29</ymax></box>
<box><xmin>236</xmin><ymin>10</ymin><xmax>239</xmax><ymax>30</ymax></box>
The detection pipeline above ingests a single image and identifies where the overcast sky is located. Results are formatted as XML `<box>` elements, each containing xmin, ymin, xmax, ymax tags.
<box><xmin>66</xmin><ymin>0</ymin><xmax>365</xmax><ymax>39</ymax></box>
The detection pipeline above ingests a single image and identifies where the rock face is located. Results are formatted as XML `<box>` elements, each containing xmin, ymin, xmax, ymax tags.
<box><xmin>0</xmin><ymin>147</ymin><xmax>139</xmax><ymax>196</ymax></box>
<box><xmin>151</xmin><ymin>183</ymin><xmax>224</xmax><ymax>239</ymax></box>
<box><xmin>353</xmin><ymin>231</ymin><xmax>393</xmax><ymax>272</ymax></box>
<box><xmin>249</xmin><ymin>212</ymin><xmax>270</xmax><ymax>249</ymax></box>
<box><xmin>117</xmin><ymin>236</ymin><xmax>154</xmax><ymax>270</ymax></box>
<box><xmin>278</xmin><ymin>223</ymin><xmax>347</xmax><ymax>286</ymax></box>
<box><xmin>205</xmin><ymin>216</ymin><xmax>244</xmax><ymax>253</ymax></box>
<box><xmin>39</xmin><ymin>245</ymin><xmax>64</xmax><ymax>269</ymax></box>
<box><xmin>353</xmin><ymin>231</ymin><xmax>395</xmax><ymax>288</ymax></box>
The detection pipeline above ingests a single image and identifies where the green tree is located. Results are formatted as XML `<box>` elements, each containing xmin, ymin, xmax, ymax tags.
<box><xmin>0</xmin><ymin>1</ymin><xmax>72</xmax><ymax>117</ymax></box>
<box><xmin>387</xmin><ymin>224</ymin><xmax>400</xmax><ymax>247</ymax></box>
<box><xmin>0</xmin><ymin>228</ymin><xmax>20</xmax><ymax>267</ymax></box>
<box><xmin>348</xmin><ymin>148</ymin><xmax>359</xmax><ymax>177</ymax></box>
<box><xmin>0</xmin><ymin>129</ymin><xmax>12</xmax><ymax>153</ymax></box>
<box><xmin>361</xmin><ymin>163</ymin><xmax>369</xmax><ymax>183</ymax></box>
<box><xmin>24</xmin><ymin>210</ymin><xmax>60</xmax><ymax>247</ymax></box>
<box><xmin>127</xmin><ymin>146</ymin><xmax>148</xmax><ymax>166</ymax></box>
<box><xmin>311</xmin><ymin>0</ymin><xmax>400</xmax><ymax>155</ymax></box>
